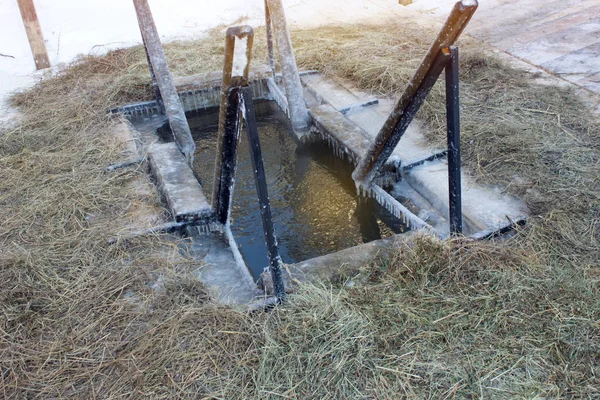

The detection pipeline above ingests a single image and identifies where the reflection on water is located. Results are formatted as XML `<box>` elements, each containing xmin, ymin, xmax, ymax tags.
<box><xmin>191</xmin><ymin>101</ymin><xmax>407</xmax><ymax>279</ymax></box>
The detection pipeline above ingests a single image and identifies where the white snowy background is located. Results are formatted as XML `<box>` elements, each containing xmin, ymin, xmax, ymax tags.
<box><xmin>0</xmin><ymin>0</ymin><xmax>454</xmax><ymax>113</ymax></box>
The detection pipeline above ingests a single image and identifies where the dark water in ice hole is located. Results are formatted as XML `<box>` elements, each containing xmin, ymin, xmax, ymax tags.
<box><xmin>189</xmin><ymin>100</ymin><xmax>408</xmax><ymax>279</ymax></box>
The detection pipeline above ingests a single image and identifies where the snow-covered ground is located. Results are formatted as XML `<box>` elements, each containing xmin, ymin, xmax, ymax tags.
<box><xmin>1</xmin><ymin>0</ymin><xmax>453</xmax><ymax>110</ymax></box>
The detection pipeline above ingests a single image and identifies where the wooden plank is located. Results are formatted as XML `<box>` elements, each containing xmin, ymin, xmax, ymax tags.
<box><xmin>17</xmin><ymin>0</ymin><xmax>50</xmax><ymax>70</ymax></box>
<box><xmin>542</xmin><ymin>41</ymin><xmax>600</xmax><ymax>93</ymax></box>
<box><xmin>490</xmin><ymin>5</ymin><xmax>600</xmax><ymax>51</ymax></box>
<box><xmin>133</xmin><ymin>0</ymin><xmax>195</xmax><ymax>162</ymax></box>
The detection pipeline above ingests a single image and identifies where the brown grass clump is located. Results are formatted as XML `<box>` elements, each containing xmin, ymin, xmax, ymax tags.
<box><xmin>1</xmin><ymin>19</ymin><xmax>599</xmax><ymax>398</ymax></box>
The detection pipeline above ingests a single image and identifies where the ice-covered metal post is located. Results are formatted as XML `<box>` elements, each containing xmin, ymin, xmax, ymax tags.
<box><xmin>241</xmin><ymin>86</ymin><xmax>286</xmax><ymax>302</ymax></box>
<box><xmin>352</xmin><ymin>0</ymin><xmax>477</xmax><ymax>185</ymax></box>
<box><xmin>264</xmin><ymin>0</ymin><xmax>276</xmax><ymax>74</ymax></box>
<box><xmin>445</xmin><ymin>46</ymin><xmax>463</xmax><ymax>235</ymax></box>
<box><xmin>212</xmin><ymin>26</ymin><xmax>254</xmax><ymax>224</ymax></box>
<box><xmin>133</xmin><ymin>0</ymin><xmax>195</xmax><ymax>163</ymax></box>
<box><xmin>214</xmin><ymin>87</ymin><xmax>243</xmax><ymax>224</ymax></box>
<box><xmin>265</xmin><ymin>0</ymin><xmax>310</xmax><ymax>134</ymax></box>
<box><xmin>139</xmin><ymin>34</ymin><xmax>165</xmax><ymax>114</ymax></box>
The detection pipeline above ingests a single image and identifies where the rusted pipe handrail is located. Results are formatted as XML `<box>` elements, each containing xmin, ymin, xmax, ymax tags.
<box><xmin>352</xmin><ymin>0</ymin><xmax>478</xmax><ymax>185</ymax></box>
<box><xmin>212</xmin><ymin>26</ymin><xmax>254</xmax><ymax>222</ymax></box>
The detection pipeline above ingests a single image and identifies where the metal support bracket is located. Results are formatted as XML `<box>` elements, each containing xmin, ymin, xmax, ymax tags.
<box><xmin>133</xmin><ymin>0</ymin><xmax>195</xmax><ymax>163</ymax></box>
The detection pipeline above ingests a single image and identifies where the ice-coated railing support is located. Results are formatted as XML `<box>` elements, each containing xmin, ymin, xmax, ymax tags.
<box><xmin>212</xmin><ymin>26</ymin><xmax>254</xmax><ymax>223</ymax></box>
<box><xmin>241</xmin><ymin>86</ymin><xmax>286</xmax><ymax>302</ymax></box>
<box><xmin>264</xmin><ymin>0</ymin><xmax>276</xmax><ymax>74</ymax></box>
<box><xmin>265</xmin><ymin>0</ymin><xmax>310</xmax><ymax>134</ymax></box>
<box><xmin>133</xmin><ymin>0</ymin><xmax>195</xmax><ymax>163</ymax></box>
<box><xmin>214</xmin><ymin>87</ymin><xmax>243</xmax><ymax>224</ymax></box>
<box><xmin>446</xmin><ymin>46</ymin><xmax>463</xmax><ymax>235</ymax></box>
<box><xmin>352</xmin><ymin>0</ymin><xmax>477</xmax><ymax>185</ymax></box>
<box><xmin>212</xmin><ymin>26</ymin><xmax>286</xmax><ymax>301</ymax></box>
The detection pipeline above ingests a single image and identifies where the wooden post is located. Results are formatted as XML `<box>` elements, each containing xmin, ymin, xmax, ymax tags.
<box><xmin>352</xmin><ymin>0</ymin><xmax>477</xmax><ymax>186</ymax></box>
<box><xmin>17</xmin><ymin>0</ymin><xmax>50</xmax><ymax>70</ymax></box>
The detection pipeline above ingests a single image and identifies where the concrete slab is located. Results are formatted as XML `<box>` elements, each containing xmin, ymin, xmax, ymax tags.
<box><xmin>281</xmin><ymin>231</ymin><xmax>416</xmax><ymax>289</ymax></box>
<box><xmin>148</xmin><ymin>142</ymin><xmax>213</xmax><ymax>222</ymax></box>
<box><xmin>187</xmin><ymin>231</ymin><xmax>261</xmax><ymax>305</ymax></box>
<box><xmin>302</xmin><ymin>73</ymin><xmax>365</xmax><ymax>111</ymax></box>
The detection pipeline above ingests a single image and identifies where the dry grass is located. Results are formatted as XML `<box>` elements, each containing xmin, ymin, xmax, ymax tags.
<box><xmin>1</xmin><ymin>19</ymin><xmax>599</xmax><ymax>399</ymax></box>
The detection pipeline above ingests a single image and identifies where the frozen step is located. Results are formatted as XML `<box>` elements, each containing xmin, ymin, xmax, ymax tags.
<box><xmin>148</xmin><ymin>142</ymin><xmax>213</xmax><ymax>222</ymax></box>
<box><xmin>188</xmin><ymin>231</ymin><xmax>259</xmax><ymax>305</ymax></box>
<box><xmin>303</xmin><ymin>74</ymin><xmax>443</xmax><ymax>167</ymax></box>
<box><xmin>301</xmin><ymin>73</ymin><xmax>377</xmax><ymax>111</ymax></box>
<box><xmin>347</xmin><ymin>103</ymin><xmax>444</xmax><ymax>166</ymax></box>
<box><xmin>404</xmin><ymin>159</ymin><xmax>528</xmax><ymax>235</ymax></box>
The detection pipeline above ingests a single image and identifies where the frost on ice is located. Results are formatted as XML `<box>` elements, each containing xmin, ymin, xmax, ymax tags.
<box><xmin>232</xmin><ymin>36</ymin><xmax>249</xmax><ymax>77</ymax></box>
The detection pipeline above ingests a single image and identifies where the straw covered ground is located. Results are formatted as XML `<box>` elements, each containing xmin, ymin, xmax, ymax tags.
<box><xmin>1</xmin><ymin>19</ymin><xmax>599</xmax><ymax>399</ymax></box>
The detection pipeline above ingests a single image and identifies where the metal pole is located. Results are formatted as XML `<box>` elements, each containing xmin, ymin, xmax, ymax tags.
<box><xmin>212</xmin><ymin>26</ymin><xmax>254</xmax><ymax>215</ymax></box>
<box><xmin>214</xmin><ymin>87</ymin><xmax>243</xmax><ymax>224</ymax></box>
<box><xmin>241</xmin><ymin>86</ymin><xmax>286</xmax><ymax>302</ymax></box>
<box><xmin>352</xmin><ymin>0</ymin><xmax>477</xmax><ymax>185</ymax></box>
<box><xmin>445</xmin><ymin>46</ymin><xmax>463</xmax><ymax>235</ymax></box>
<box><xmin>264</xmin><ymin>0</ymin><xmax>276</xmax><ymax>74</ymax></box>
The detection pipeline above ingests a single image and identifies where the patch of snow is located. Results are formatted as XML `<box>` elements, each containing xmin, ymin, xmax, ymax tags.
<box><xmin>231</xmin><ymin>36</ymin><xmax>248</xmax><ymax>77</ymax></box>
<box><xmin>1</xmin><ymin>0</ymin><xmax>413</xmax><ymax>113</ymax></box>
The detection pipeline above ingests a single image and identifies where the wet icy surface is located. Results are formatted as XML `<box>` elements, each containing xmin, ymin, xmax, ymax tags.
<box><xmin>190</xmin><ymin>101</ymin><xmax>406</xmax><ymax>278</ymax></box>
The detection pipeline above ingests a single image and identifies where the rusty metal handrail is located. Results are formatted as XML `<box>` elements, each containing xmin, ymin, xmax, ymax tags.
<box><xmin>352</xmin><ymin>0</ymin><xmax>478</xmax><ymax>185</ymax></box>
<box><xmin>212</xmin><ymin>26</ymin><xmax>254</xmax><ymax>223</ymax></box>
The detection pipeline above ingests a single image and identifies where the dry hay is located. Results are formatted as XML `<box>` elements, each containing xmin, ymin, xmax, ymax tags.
<box><xmin>1</xmin><ymin>18</ymin><xmax>599</xmax><ymax>399</ymax></box>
